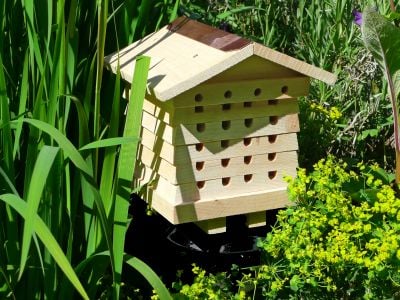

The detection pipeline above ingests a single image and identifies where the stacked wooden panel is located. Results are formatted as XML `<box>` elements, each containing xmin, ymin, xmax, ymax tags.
<box><xmin>105</xmin><ymin>16</ymin><xmax>336</xmax><ymax>233</ymax></box>
<box><xmin>132</xmin><ymin>75</ymin><xmax>307</xmax><ymax>232</ymax></box>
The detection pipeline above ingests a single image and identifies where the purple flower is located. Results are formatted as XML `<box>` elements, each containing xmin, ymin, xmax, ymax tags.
<box><xmin>353</xmin><ymin>9</ymin><xmax>363</xmax><ymax>26</ymax></box>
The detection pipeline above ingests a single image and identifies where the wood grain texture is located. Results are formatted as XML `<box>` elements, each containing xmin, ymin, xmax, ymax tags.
<box><xmin>195</xmin><ymin>218</ymin><xmax>226</xmax><ymax>234</ymax></box>
<box><xmin>170</xmin><ymin>76</ymin><xmax>309</xmax><ymax>107</ymax></box>
<box><xmin>141</xmin><ymin>111</ymin><xmax>300</xmax><ymax>145</ymax></box>
<box><xmin>142</xmin><ymin>97</ymin><xmax>299</xmax><ymax>125</ymax></box>
<box><xmin>246</xmin><ymin>211</ymin><xmax>267</xmax><ymax>228</ymax></box>
<box><xmin>141</xmin><ymin>128</ymin><xmax>299</xmax><ymax>164</ymax></box>
<box><xmin>136</xmin><ymin>164</ymin><xmax>297</xmax><ymax>203</ymax></box>
<box><xmin>105</xmin><ymin>19</ymin><xmax>336</xmax><ymax>102</ymax></box>
<box><xmin>137</xmin><ymin>145</ymin><xmax>298</xmax><ymax>184</ymax></box>
<box><xmin>148</xmin><ymin>187</ymin><xmax>292</xmax><ymax>223</ymax></box>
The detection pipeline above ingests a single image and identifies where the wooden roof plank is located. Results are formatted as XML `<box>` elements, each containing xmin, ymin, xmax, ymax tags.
<box><xmin>104</xmin><ymin>17</ymin><xmax>336</xmax><ymax>101</ymax></box>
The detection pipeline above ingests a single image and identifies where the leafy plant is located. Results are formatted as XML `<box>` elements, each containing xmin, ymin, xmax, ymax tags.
<box><xmin>361</xmin><ymin>8</ymin><xmax>400</xmax><ymax>182</ymax></box>
<box><xmin>174</xmin><ymin>156</ymin><xmax>400</xmax><ymax>299</ymax></box>
<box><xmin>0</xmin><ymin>0</ymin><xmax>179</xmax><ymax>299</ymax></box>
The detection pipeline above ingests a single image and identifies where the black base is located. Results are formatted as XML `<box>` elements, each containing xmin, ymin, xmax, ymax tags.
<box><xmin>125</xmin><ymin>194</ymin><xmax>278</xmax><ymax>285</ymax></box>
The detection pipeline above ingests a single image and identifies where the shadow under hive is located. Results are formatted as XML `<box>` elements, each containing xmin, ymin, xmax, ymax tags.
<box><xmin>105</xmin><ymin>16</ymin><xmax>336</xmax><ymax>233</ymax></box>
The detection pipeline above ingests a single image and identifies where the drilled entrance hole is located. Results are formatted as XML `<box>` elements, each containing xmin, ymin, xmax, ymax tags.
<box><xmin>268</xmin><ymin>135</ymin><xmax>277</xmax><ymax>143</ymax></box>
<box><xmin>268</xmin><ymin>99</ymin><xmax>278</xmax><ymax>105</ymax></box>
<box><xmin>197</xmin><ymin>181</ymin><xmax>205</xmax><ymax>189</ymax></box>
<box><xmin>243</xmin><ymin>137</ymin><xmax>252</xmax><ymax>146</ymax></box>
<box><xmin>244</xmin><ymin>174</ymin><xmax>253</xmax><ymax>182</ymax></box>
<box><xmin>194</xmin><ymin>106</ymin><xmax>204</xmax><ymax>113</ymax></box>
<box><xmin>222</xmin><ymin>177</ymin><xmax>231</xmax><ymax>186</ymax></box>
<box><xmin>221</xmin><ymin>140</ymin><xmax>229</xmax><ymax>149</ymax></box>
<box><xmin>196</xmin><ymin>161</ymin><xmax>204</xmax><ymax>171</ymax></box>
<box><xmin>269</xmin><ymin>116</ymin><xmax>278</xmax><ymax>125</ymax></box>
<box><xmin>222</xmin><ymin>103</ymin><xmax>231</xmax><ymax>111</ymax></box>
<box><xmin>224</xmin><ymin>90</ymin><xmax>232</xmax><ymax>98</ymax></box>
<box><xmin>244</xmin><ymin>155</ymin><xmax>252</xmax><ymax>164</ymax></box>
<box><xmin>243</xmin><ymin>101</ymin><xmax>252</xmax><ymax>108</ymax></box>
<box><xmin>281</xmin><ymin>86</ymin><xmax>288</xmax><ymax>94</ymax></box>
<box><xmin>254</xmin><ymin>88</ymin><xmax>262</xmax><ymax>96</ymax></box>
<box><xmin>268</xmin><ymin>153</ymin><xmax>277</xmax><ymax>161</ymax></box>
<box><xmin>195</xmin><ymin>143</ymin><xmax>204</xmax><ymax>151</ymax></box>
<box><xmin>195</xmin><ymin>93</ymin><xmax>203</xmax><ymax>102</ymax></box>
<box><xmin>197</xmin><ymin>123</ymin><xmax>205</xmax><ymax>132</ymax></box>
<box><xmin>222</xmin><ymin>120</ymin><xmax>231</xmax><ymax>130</ymax></box>
<box><xmin>268</xmin><ymin>171</ymin><xmax>277</xmax><ymax>180</ymax></box>
<box><xmin>221</xmin><ymin>158</ymin><xmax>230</xmax><ymax>167</ymax></box>
<box><xmin>244</xmin><ymin>118</ymin><xmax>253</xmax><ymax>128</ymax></box>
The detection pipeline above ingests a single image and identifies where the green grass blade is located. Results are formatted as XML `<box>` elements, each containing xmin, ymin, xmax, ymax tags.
<box><xmin>12</xmin><ymin>51</ymin><xmax>29</xmax><ymax>159</ymax></box>
<box><xmin>12</xmin><ymin>118</ymin><xmax>92</xmax><ymax>175</ymax></box>
<box><xmin>19</xmin><ymin>145</ymin><xmax>59</xmax><ymax>278</ymax></box>
<box><xmin>11</xmin><ymin>118</ymin><xmax>115</xmax><ymax>276</ymax></box>
<box><xmin>113</xmin><ymin>55</ymin><xmax>150</xmax><ymax>300</ymax></box>
<box><xmin>0</xmin><ymin>194</ymin><xmax>89</xmax><ymax>300</ymax></box>
<box><xmin>124</xmin><ymin>255</ymin><xmax>172</xmax><ymax>300</ymax></box>
<box><xmin>168</xmin><ymin>0</ymin><xmax>180</xmax><ymax>22</ymax></box>
<box><xmin>79</xmin><ymin>137</ymin><xmax>138</xmax><ymax>151</ymax></box>
<box><xmin>99</xmin><ymin>67</ymin><xmax>121</xmax><ymax>216</ymax></box>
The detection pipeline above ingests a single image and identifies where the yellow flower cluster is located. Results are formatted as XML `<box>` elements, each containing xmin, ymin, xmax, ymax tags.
<box><xmin>309</xmin><ymin>102</ymin><xmax>342</xmax><ymax>121</ymax></box>
<box><xmin>257</xmin><ymin>155</ymin><xmax>400</xmax><ymax>298</ymax></box>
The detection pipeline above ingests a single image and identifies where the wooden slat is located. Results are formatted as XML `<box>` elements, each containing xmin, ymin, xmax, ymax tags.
<box><xmin>136</xmin><ymin>165</ymin><xmax>296</xmax><ymax>204</ymax></box>
<box><xmin>141</xmin><ymin>111</ymin><xmax>299</xmax><ymax>145</ymax></box>
<box><xmin>142</xmin><ymin>97</ymin><xmax>299</xmax><ymax>125</ymax></box>
<box><xmin>137</xmin><ymin>145</ymin><xmax>298</xmax><ymax>184</ymax></box>
<box><xmin>147</xmin><ymin>187</ymin><xmax>292</xmax><ymax>224</ymax></box>
<box><xmin>253</xmin><ymin>43</ymin><xmax>336</xmax><ymax>85</ymax></box>
<box><xmin>195</xmin><ymin>218</ymin><xmax>226</xmax><ymax>234</ymax></box>
<box><xmin>171</xmin><ymin>77</ymin><xmax>309</xmax><ymax>107</ymax></box>
<box><xmin>246</xmin><ymin>211</ymin><xmax>266</xmax><ymax>228</ymax></box>
<box><xmin>204</xmin><ymin>56</ymin><xmax>301</xmax><ymax>83</ymax></box>
<box><xmin>141</xmin><ymin>128</ymin><xmax>299</xmax><ymax>164</ymax></box>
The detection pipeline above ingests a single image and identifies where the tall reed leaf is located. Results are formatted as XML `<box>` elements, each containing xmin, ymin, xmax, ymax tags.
<box><xmin>361</xmin><ymin>9</ymin><xmax>400</xmax><ymax>182</ymax></box>
<box><xmin>113</xmin><ymin>56</ymin><xmax>150</xmax><ymax>299</ymax></box>
<box><xmin>80</xmin><ymin>137</ymin><xmax>138</xmax><ymax>151</ymax></box>
<box><xmin>12</xmin><ymin>118</ymin><xmax>92</xmax><ymax>175</ymax></box>
<box><xmin>0</xmin><ymin>194</ymin><xmax>89</xmax><ymax>300</ymax></box>
<box><xmin>125</xmin><ymin>255</ymin><xmax>172</xmax><ymax>300</ymax></box>
<box><xmin>19</xmin><ymin>145</ymin><xmax>59</xmax><ymax>278</ymax></box>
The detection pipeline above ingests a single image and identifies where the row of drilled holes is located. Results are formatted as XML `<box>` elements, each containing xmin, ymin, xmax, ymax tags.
<box><xmin>194</xmin><ymin>87</ymin><xmax>288</xmax><ymax>102</ymax></box>
<box><xmin>196</xmin><ymin>116</ymin><xmax>278</xmax><ymax>133</ymax></box>
<box><xmin>196</xmin><ymin>171</ymin><xmax>277</xmax><ymax>189</ymax></box>
<box><xmin>194</xmin><ymin>99</ymin><xmax>278</xmax><ymax>113</ymax></box>
<box><xmin>195</xmin><ymin>153</ymin><xmax>276</xmax><ymax>171</ymax></box>
<box><xmin>195</xmin><ymin>135</ymin><xmax>277</xmax><ymax>152</ymax></box>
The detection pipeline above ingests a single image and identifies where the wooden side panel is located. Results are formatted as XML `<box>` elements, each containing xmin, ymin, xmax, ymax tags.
<box><xmin>143</xmin><ymin>97</ymin><xmax>299</xmax><ymax>125</ymax></box>
<box><xmin>149</xmin><ymin>188</ymin><xmax>292</xmax><ymax>224</ymax></box>
<box><xmin>136</xmin><ymin>164</ymin><xmax>297</xmax><ymax>204</ymax></box>
<box><xmin>138</xmin><ymin>145</ymin><xmax>298</xmax><ymax>184</ymax></box>
<box><xmin>142</xmin><ymin>111</ymin><xmax>300</xmax><ymax>145</ymax></box>
<box><xmin>171</xmin><ymin>77</ymin><xmax>310</xmax><ymax>107</ymax></box>
<box><xmin>195</xmin><ymin>218</ymin><xmax>226</xmax><ymax>234</ymax></box>
<box><xmin>246</xmin><ymin>211</ymin><xmax>266</xmax><ymax>228</ymax></box>
<box><xmin>141</xmin><ymin>129</ymin><xmax>299</xmax><ymax>164</ymax></box>
<box><xmin>204</xmin><ymin>56</ymin><xmax>300</xmax><ymax>83</ymax></box>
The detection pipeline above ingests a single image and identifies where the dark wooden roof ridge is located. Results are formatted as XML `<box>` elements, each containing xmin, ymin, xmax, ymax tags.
<box><xmin>167</xmin><ymin>16</ymin><xmax>252</xmax><ymax>51</ymax></box>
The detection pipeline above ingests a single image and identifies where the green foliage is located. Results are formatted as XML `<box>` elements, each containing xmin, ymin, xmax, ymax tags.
<box><xmin>0</xmin><ymin>0</ymin><xmax>178</xmax><ymax>299</ymax></box>
<box><xmin>172</xmin><ymin>265</ymin><xmax>246</xmax><ymax>300</ymax></box>
<box><xmin>175</xmin><ymin>157</ymin><xmax>400</xmax><ymax>299</ymax></box>
<box><xmin>254</xmin><ymin>156</ymin><xmax>400</xmax><ymax>299</ymax></box>
<box><xmin>361</xmin><ymin>8</ymin><xmax>400</xmax><ymax>182</ymax></box>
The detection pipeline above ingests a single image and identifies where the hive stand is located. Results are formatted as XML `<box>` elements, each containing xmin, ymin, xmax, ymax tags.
<box><xmin>105</xmin><ymin>16</ymin><xmax>336</xmax><ymax>233</ymax></box>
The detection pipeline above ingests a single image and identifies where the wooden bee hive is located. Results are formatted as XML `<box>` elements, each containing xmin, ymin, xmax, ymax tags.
<box><xmin>105</xmin><ymin>17</ymin><xmax>336</xmax><ymax>233</ymax></box>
